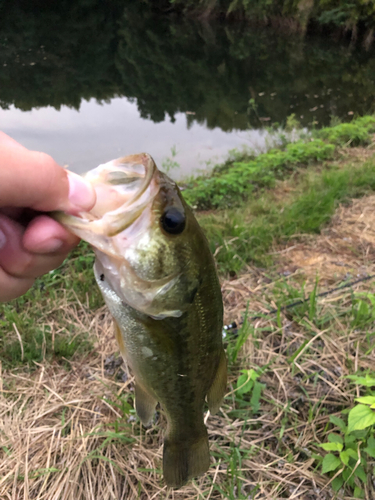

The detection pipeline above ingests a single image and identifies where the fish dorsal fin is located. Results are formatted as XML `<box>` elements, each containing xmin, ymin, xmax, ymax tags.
<box><xmin>206</xmin><ymin>348</ymin><xmax>227</xmax><ymax>415</ymax></box>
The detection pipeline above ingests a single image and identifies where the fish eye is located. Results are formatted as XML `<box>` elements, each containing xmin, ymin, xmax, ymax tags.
<box><xmin>161</xmin><ymin>207</ymin><xmax>186</xmax><ymax>235</ymax></box>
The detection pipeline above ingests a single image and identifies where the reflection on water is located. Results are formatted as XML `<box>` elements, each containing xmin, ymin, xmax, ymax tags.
<box><xmin>1</xmin><ymin>1</ymin><xmax>374</xmax><ymax>178</ymax></box>
<box><xmin>1</xmin><ymin>99</ymin><xmax>261</xmax><ymax>179</ymax></box>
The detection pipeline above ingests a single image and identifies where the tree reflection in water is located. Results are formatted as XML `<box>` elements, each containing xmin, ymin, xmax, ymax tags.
<box><xmin>0</xmin><ymin>0</ymin><xmax>374</xmax><ymax>131</ymax></box>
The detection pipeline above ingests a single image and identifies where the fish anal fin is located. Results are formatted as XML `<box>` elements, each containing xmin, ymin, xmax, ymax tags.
<box><xmin>207</xmin><ymin>348</ymin><xmax>227</xmax><ymax>415</ymax></box>
<box><xmin>135</xmin><ymin>380</ymin><xmax>157</xmax><ymax>426</ymax></box>
<box><xmin>163</xmin><ymin>428</ymin><xmax>210</xmax><ymax>488</ymax></box>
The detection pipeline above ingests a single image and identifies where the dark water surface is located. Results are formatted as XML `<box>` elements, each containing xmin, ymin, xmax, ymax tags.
<box><xmin>1</xmin><ymin>1</ymin><xmax>375</xmax><ymax>179</ymax></box>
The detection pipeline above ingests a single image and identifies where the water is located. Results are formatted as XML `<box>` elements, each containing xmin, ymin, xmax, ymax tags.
<box><xmin>1</xmin><ymin>99</ymin><xmax>261</xmax><ymax>180</ymax></box>
<box><xmin>1</xmin><ymin>1</ymin><xmax>374</xmax><ymax>179</ymax></box>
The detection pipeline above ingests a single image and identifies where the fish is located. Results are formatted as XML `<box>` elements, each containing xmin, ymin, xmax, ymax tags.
<box><xmin>56</xmin><ymin>153</ymin><xmax>227</xmax><ymax>488</ymax></box>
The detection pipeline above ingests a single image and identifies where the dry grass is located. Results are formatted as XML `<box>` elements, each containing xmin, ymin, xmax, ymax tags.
<box><xmin>222</xmin><ymin>194</ymin><xmax>375</xmax><ymax>322</ymax></box>
<box><xmin>2</xmin><ymin>195</ymin><xmax>375</xmax><ymax>499</ymax></box>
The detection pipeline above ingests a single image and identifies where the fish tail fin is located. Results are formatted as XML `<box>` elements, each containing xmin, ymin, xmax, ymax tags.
<box><xmin>163</xmin><ymin>426</ymin><xmax>210</xmax><ymax>488</ymax></box>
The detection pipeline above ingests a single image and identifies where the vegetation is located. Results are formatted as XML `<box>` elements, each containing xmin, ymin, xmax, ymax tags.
<box><xmin>1</xmin><ymin>2</ymin><xmax>375</xmax><ymax>129</ymax></box>
<box><xmin>2</xmin><ymin>115</ymin><xmax>375</xmax><ymax>363</ymax></box>
<box><xmin>199</xmin><ymin>156</ymin><xmax>375</xmax><ymax>275</ymax></box>
<box><xmin>0</xmin><ymin>243</ymin><xmax>99</xmax><ymax>368</ymax></box>
<box><xmin>182</xmin><ymin>116</ymin><xmax>375</xmax><ymax>276</ymax></box>
<box><xmin>167</xmin><ymin>0</ymin><xmax>375</xmax><ymax>35</ymax></box>
<box><xmin>2</xmin><ymin>1</ymin><xmax>375</xmax><ymax>496</ymax></box>
<box><xmin>2</xmin><ymin>110</ymin><xmax>375</xmax><ymax>496</ymax></box>
<box><xmin>316</xmin><ymin>373</ymin><xmax>375</xmax><ymax>496</ymax></box>
<box><xmin>184</xmin><ymin>116</ymin><xmax>375</xmax><ymax>210</ymax></box>
<box><xmin>3</xmin><ymin>229</ymin><xmax>375</xmax><ymax>497</ymax></box>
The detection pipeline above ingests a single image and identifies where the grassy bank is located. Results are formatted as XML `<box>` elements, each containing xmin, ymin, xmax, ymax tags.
<box><xmin>1</xmin><ymin>116</ymin><xmax>375</xmax><ymax>498</ymax></box>
<box><xmin>189</xmin><ymin>116</ymin><xmax>375</xmax><ymax>274</ymax></box>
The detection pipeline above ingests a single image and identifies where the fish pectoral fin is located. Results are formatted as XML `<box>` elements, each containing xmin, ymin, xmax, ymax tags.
<box><xmin>113</xmin><ymin>320</ymin><xmax>127</xmax><ymax>360</ymax></box>
<box><xmin>206</xmin><ymin>348</ymin><xmax>227</xmax><ymax>415</ymax></box>
<box><xmin>135</xmin><ymin>380</ymin><xmax>157</xmax><ymax>427</ymax></box>
<box><xmin>163</xmin><ymin>428</ymin><xmax>210</xmax><ymax>488</ymax></box>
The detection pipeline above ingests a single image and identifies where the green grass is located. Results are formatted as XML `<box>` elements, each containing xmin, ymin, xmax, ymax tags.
<box><xmin>315</xmin><ymin>115</ymin><xmax>375</xmax><ymax>146</ymax></box>
<box><xmin>216</xmin><ymin>273</ymin><xmax>375</xmax><ymax>498</ymax></box>
<box><xmin>184</xmin><ymin>115</ymin><xmax>375</xmax><ymax>210</ymax></box>
<box><xmin>2</xmin><ymin>116</ymin><xmax>375</xmax><ymax>496</ymax></box>
<box><xmin>199</xmin><ymin>154</ymin><xmax>375</xmax><ymax>275</ymax></box>
<box><xmin>3</xmin><ymin>117</ymin><xmax>375</xmax><ymax>367</ymax></box>
<box><xmin>0</xmin><ymin>242</ymin><xmax>100</xmax><ymax>368</ymax></box>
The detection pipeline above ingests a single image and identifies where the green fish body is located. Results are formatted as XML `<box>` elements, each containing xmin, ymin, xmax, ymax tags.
<box><xmin>57</xmin><ymin>154</ymin><xmax>226</xmax><ymax>488</ymax></box>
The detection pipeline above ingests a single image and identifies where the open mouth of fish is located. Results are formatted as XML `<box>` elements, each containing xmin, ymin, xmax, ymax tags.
<box><xmin>56</xmin><ymin>153</ymin><xmax>160</xmax><ymax>246</ymax></box>
<box><xmin>55</xmin><ymin>153</ymin><xmax>189</xmax><ymax>319</ymax></box>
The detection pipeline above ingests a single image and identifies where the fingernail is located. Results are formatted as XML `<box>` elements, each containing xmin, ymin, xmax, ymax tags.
<box><xmin>36</xmin><ymin>238</ymin><xmax>64</xmax><ymax>253</ymax></box>
<box><xmin>67</xmin><ymin>172</ymin><xmax>96</xmax><ymax>212</ymax></box>
<box><xmin>0</xmin><ymin>227</ymin><xmax>6</xmax><ymax>250</ymax></box>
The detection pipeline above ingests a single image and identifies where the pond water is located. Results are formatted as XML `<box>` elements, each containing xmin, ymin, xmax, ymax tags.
<box><xmin>1</xmin><ymin>2</ymin><xmax>374</xmax><ymax>180</ymax></box>
<box><xmin>2</xmin><ymin>99</ymin><xmax>260</xmax><ymax>180</ymax></box>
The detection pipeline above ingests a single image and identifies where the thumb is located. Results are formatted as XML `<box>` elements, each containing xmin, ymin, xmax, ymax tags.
<box><xmin>0</xmin><ymin>132</ymin><xmax>96</xmax><ymax>213</ymax></box>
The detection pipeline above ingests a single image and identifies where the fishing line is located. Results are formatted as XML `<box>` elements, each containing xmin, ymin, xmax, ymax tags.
<box><xmin>223</xmin><ymin>273</ymin><xmax>375</xmax><ymax>334</ymax></box>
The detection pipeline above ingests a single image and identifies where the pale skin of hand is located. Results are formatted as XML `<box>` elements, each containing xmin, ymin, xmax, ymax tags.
<box><xmin>0</xmin><ymin>132</ymin><xmax>96</xmax><ymax>302</ymax></box>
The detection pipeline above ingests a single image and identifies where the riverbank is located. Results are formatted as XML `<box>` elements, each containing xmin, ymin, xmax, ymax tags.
<box><xmin>191</xmin><ymin>116</ymin><xmax>375</xmax><ymax>274</ymax></box>
<box><xmin>1</xmin><ymin>116</ymin><xmax>375</xmax><ymax>498</ymax></box>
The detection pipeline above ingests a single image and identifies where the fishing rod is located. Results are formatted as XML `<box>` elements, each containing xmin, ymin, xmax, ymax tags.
<box><xmin>223</xmin><ymin>273</ymin><xmax>375</xmax><ymax>334</ymax></box>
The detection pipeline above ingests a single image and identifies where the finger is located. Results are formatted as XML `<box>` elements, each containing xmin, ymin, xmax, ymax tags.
<box><xmin>0</xmin><ymin>267</ymin><xmax>34</xmax><ymax>302</ymax></box>
<box><xmin>0</xmin><ymin>215</ymin><xmax>70</xmax><ymax>279</ymax></box>
<box><xmin>23</xmin><ymin>215</ymin><xmax>80</xmax><ymax>254</ymax></box>
<box><xmin>0</xmin><ymin>132</ymin><xmax>96</xmax><ymax>213</ymax></box>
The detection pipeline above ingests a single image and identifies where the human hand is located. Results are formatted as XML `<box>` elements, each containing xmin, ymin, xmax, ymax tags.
<box><xmin>0</xmin><ymin>132</ymin><xmax>96</xmax><ymax>301</ymax></box>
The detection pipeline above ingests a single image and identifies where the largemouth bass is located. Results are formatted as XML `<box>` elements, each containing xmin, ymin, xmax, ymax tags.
<box><xmin>57</xmin><ymin>153</ymin><xmax>227</xmax><ymax>488</ymax></box>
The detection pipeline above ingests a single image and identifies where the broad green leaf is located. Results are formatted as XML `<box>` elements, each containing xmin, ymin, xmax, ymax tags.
<box><xmin>342</xmin><ymin>467</ymin><xmax>352</xmax><ymax>481</ymax></box>
<box><xmin>319</xmin><ymin>442</ymin><xmax>343</xmax><ymax>452</ymax></box>
<box><xmin>354</xmin><ymin>465</ymin><xmax>367</xmax><ymax>483</ymax></box>
<box><xmin>353</xmin><ymin>486</ymin><xmax>365</xmax><ymax>499</ymax></box>
<box><xmin>348</xmin><ymin>404</ymin><xmax>375</xmax><ymax>433</ymax></box>
<box><xmin>329</xmin><ymin>415</ymin><xmax>347</xmax><ymax>431</ymax></box>
<box><xmin>363</xmin><ymin>436</ymin><xmax>375</xmax><ymax>458</ymax></box>
<box><xmin>355</xmin><ymin>396</ymin><xmax>375</xmax><ymax>405</ymax></box>
<box><xmin>240</xmin><ymin>368</ymin><xmax>259</xmax><ymax>381</ymax></box>
<box><xmin>236</xmin><ymin>373</ymin><xmax>254</xmax><ymax>396</ymax></box>
<box><xmin>322</xmin><ymin>454</ymin><xmax>341</xmax><ymax>473</ymax></box>
<box><xmin>328</xmin><ymin>433</ymin><xmax>343</xmax><ymax>444</ymax></box>
<box><xmin>345</xmin><ymin>434</ymin><xmax>357</xmax><ymax>446</ymax></box>
<box><xmin>236</xmin><ymin>369</ymin><xmax>259</xmax><ymax>396</ymax></box>
<box><xmin>340</xmin><ymin>450</ymin><xmax>350</xmax><ymax>466</ymax></box>
<box><xmin>345</xmin><ymin>448</ymin><xmax>358</xmax><ymax>460</ymax></box>
<box><xmin>364</xmin><ymin>445</ymin><xmax>375</xmax><ymax>458</ymax></box>
<box><xmin>331</xmin><ymin>475</ymin><xmax>344</xmax><ymax>492</ymax></box>
<box><xmin>346</xmin><ymin>374</ymin><xmax>375</xmax><ymax>387</ymax></box>
<box><xmin>342</xmin><ymin>466</ymin><xmax>355</xmax><ymax>487</ymax></box>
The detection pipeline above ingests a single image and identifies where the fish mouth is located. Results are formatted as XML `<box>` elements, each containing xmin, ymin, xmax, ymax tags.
<box><xmin>55</xmin><ymin>153</ymin><xmax>159</xmax><ymax>238</ymax></box>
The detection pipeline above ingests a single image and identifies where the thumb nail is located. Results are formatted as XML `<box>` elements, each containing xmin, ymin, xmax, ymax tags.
<box><xmin>67</xmin><ymin>172</ymin><xmax>96</xmax><ymax>212</ymax></box>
